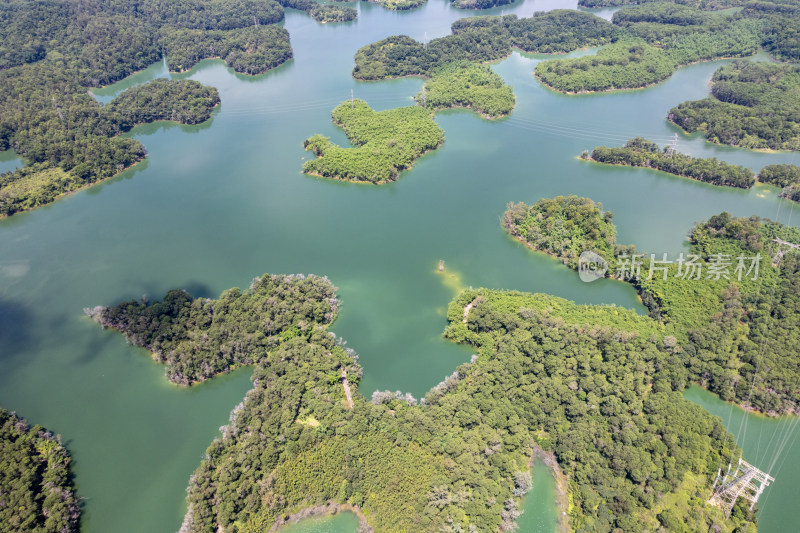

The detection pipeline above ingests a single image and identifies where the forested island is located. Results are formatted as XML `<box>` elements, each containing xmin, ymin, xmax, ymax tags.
<box><xmin>669</xmin><ymin>60</ymin><xmax>800</xmax><ymax>151</ymax></box>
<box><xmin>585</xmin><ymin>137</ymin><xmax>757</xmax><ymax>188</ymax></box>
<box><xmin>277</xmin><ymin>0</ymin><xmax>357</xmax><ymax>22</ymax></box>
<box><xmin>503</xmin><ymin>195</ymin><xmax>617</xmax><ymax>267</ymax></box>
<box><xmin>302</xmin><ymin>100</ymin><xmax>444</xmax><ymax>183</ymax></box>
<box><xmin>504</xmin><ymin>197</ymin><xmax>800</xmax><ymax>416</ymax></box>
<box><xmin>0</xmin><ymin>408</ymin><xmax>79</xmax><ymax>533</ymax></box>
<box><xmin>352</xmin><ymin>11</ymin><xmax>620</xmax><ymax>80</ymax></box>
<box><xmin>96</xmin><ymin>271</ymin><xmax>756</xmax><ymax>532</ymax></box>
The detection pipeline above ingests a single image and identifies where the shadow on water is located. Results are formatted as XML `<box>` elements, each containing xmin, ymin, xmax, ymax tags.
<box><xmin>0</xmin><ymin>299</ymin><xmax>34</xmax><ymax>367</ymax></box>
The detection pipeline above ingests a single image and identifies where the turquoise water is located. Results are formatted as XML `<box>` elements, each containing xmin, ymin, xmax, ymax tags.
<box><xmin>517</xmin><ymin>459</ymin><xmax>560</xmax><ymax>533</ymax></box>
<box><xmin>278</xmin><ymin>512</ymin><xmax>360</xmax><ymax>533</ymax></box>
<box><xmin>1</xmin><ymin>1</ymin><xmax>799</xmax><ymax>531</ymax></box>
<box><xmin>0</xmin><ymin>148</ymin><xmax>21</xmax><ymax>174</ymax></box>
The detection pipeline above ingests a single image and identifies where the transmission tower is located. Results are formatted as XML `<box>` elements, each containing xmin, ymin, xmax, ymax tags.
<box><xmin>772</xmin><ymin>238</ymin><xmax>800</xmax><ymax>266</ymax></box>
<box><xmin>665</xmin><ymin>133</ymin><xmax>678</xmax><ymax>157</ymax></box>
<box><xmin>709</xmin><ymin>458</ymin><xmax>774</xmax><ymax>518</ymax></box>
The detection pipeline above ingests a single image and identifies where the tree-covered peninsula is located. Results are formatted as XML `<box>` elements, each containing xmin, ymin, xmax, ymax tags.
<box><xmin>97</xmin><ymin>273</ymin><xmax>755</xmax><ymax>532</ymax></box>
<box><xmin>669</xmin><ymin>60</ymin><xmax>800</xmax><ymax>151</ymax></box>
<box><xmin>759</xmin><ymin>164</ymin><xmax>800</xmax><ymax>188</ymax></box>
<box><xmin>0</xmin><ymin>0</ymin><xmax>298</xmax><ymax>218</ymax></box>
<box><xmin>504</xmin><ymin>198</ymin><xmax>800</xmax><ymax>416</ymax></box>
<box><xmin>0</xmin><ymin>79</ymin><xmax>219</xmax><ymax>217</ymax></box>
<box><xmin>416</xmin><ymin>62</ymin><xmax>516</xmax><ymax>119</ymax></box>
<box><xmin>303</xmin><ymin>99</ymin><xmax>444</xmax><ymax>183</ymax></box>
<box><xmin>758</xmin><ymin>164</ymin><xmax>800</xmax><ymax>203</ymax></box>
<box><xmin>535</xmin><ymin>3</ymin><xmax>761</xmax><ymax>93</ymax></box>
<box><xmin>352</xmin><ymin>11</ymin><xmax>620</xmax><ymax>80</ymax></box>
<box><xmin>577</xmin><ymin>0</ymin><xmax>745</xmax><ymax>8</ymax></box>
<box><xmin>276</xmin><ymin>0</ymin><xmax>357</xmax><ymax>23</ymax></box>
<box><xmin>90</xmin><ymin>273</ymin><xmax>339</xmax><ymax>385</ymax></box>
<box><xmin>585</xmin><ymin>137</ymin><xmax>756</xmax><ymax>188</ymax></box>
<box><xmin>0</xmin><ymin>408</ymin><xmax>80</xmax><ymax>533</ymax></box>
<box><xmin>159</xmin><ymin>26</ymin><xmax>292</xmax><ymax>74</ymax></box>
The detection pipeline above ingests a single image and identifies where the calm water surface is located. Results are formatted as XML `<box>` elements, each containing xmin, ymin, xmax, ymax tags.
<box><xmin>1</xmin><ymin>0</ymin><xmax>799</xmax><ymax>531</ymax></box>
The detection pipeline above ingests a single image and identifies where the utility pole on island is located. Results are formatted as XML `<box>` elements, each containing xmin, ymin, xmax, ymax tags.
<box><xmin>666</xmin><ymin>133</ymin><xmax>678</xmax><ymax>157</ymax></box>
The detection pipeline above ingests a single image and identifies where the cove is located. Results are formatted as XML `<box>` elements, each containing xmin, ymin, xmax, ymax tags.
<box><xmin>1</xmin><ymin>0</ymin><xmax>800</xmax><ymax>531</ymax></box>
<box><xmin>517</xmin><ymin>459</ymin><xmax>560</xmax><ymax>533</ymax></box>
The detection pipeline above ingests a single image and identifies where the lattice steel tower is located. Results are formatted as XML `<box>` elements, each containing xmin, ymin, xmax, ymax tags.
<box><xmin>709</xmin><ymin>458</ymin><xmax>774</xmax><ymax>518</ymax></box>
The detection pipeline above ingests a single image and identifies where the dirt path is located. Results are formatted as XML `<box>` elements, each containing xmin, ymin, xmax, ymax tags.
<box><xmin>341</xmin><ymin>369</ymin><xmax>354</xmax><ymax>409</ymax></box>
<box><xmin>463</xmin><ymin>299</ymin><xmax>476</xmax><ymax>324</ymax></box>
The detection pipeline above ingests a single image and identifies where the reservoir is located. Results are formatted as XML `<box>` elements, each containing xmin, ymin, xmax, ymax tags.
<box><xmin>1</xmin><ymin>0</ymin><xmax>798</xmax><ymax>531</ymax></box>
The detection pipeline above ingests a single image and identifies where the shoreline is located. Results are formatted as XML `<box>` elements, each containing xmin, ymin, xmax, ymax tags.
<box><xmin>578</xmin><ymin>155</ymin><xmax>753</xmax><ymax>190</ymax></box>
<box><xmin>0</xmin><ymin>99</ymin><xmax>221</xmax><ymax>220</ymax></box>
<box><xmin>667</xmin><ymin>118</ymin><xmax>797</xmax><ymax>154</ymax></box>
<box><xmin>268</xmin><ymin>502</ymin><xmax>373</xmax><ymax>532</ymax></box>
<box><xmin>534</xmin><ymin>53</ymin><xmax>754</xmax><ymax>95</ymax></box>
<box><xmin>0</xmin><ymin>157</ymin><xmax>146</xmax><ymax>220</ymax></box>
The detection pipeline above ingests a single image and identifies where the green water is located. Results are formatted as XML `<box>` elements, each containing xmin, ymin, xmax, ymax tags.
<box><xmin>278</xmin><ymin>512</ymin><xmax>360</xmax><ymax>533</ymax></box>
<box><xmin>684</xmin><ymin>387</ymin><xmax>800</xmax><ymax>532</ymax></box>
<box><xmin>1</xmin><ymin>1</ymin><xmax>799</xmax><ymax>531</ymax></box>
<box><xmin>0</xmin><ymin>148</ymin><xmax>20</xmax><ymax>173</ymax></box>
<box><xmin>517</xmin><ymin>459</ymin><xmax>560</xmax><ymax>533</ymax></box>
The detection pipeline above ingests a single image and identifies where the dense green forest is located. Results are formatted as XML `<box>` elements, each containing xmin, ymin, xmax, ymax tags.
<box><xmin>669</xmin><ymin>61</ymin><xmax>800</xmax><ymax>151</ymax></box>
<box><xmin>758</xmin><ymin>164</ymin><xmax>800</xmax><ymax>188</ymax></box>
<box><xmin>587</xmin><ymin>137</ymin><xmax>756</xmax><ymax>188</ymax></box>
<box><xmin>758</xmin><ymin>164</ymin><xmax>800</xmax><ymax>202</ymax></box>
<box><xmin>0</xmin><ymin>408</ymin><xmax>79</xmax><ymax>533</ymax></box>
<box><xmin>416</xmin><ymin>62</ymin><xmax>516</xmax><ymax>118</ymax></box>
<box><xmin>159</xmin><ymin>26</ymin><xmax>292</xmax><ymax>74</ymax></box>
<box><xmin>276</xmin><ymin>0</ymin><xmax>357</xmax><ymax>22</ymax></box>
<box><xmin>369</xmin><ymin>0</ymin><xmax>427</xmax><ymax>10</ymax></box>
<box><xmin>503</xmin><ymin>196</ymin><xmax>617</xmax><ymax>267</ymax></box>
<box><xmin>91</xmin><ymin>274</ymin><xmax>339</xmax><ymax>385</ymax></box>
<box><xmin>99</xmin><ymin>274</ymin><xmax>754</xmax><ymax>532</ymax></box>
<box><xmin>535</xmin><ymin>2</ymin><xmax>762</xmax><ymax>93</ymax></box>
<box><xmin>0</xmin><ymin>79</ymin><xmax>219</xmax><ymax>217</ymax></box>
<box><xmin>308</xmin><ymin>3</ymin><xmax>357</xmax><ymax>22</ymax></box>
<box><xmin>578</xmin><ymin>0</ymin><xmax>745</xmax><ymax>8</ymax></box>
<box><xmin>353</xmin><ymin>3</ymin><xmax>769</xmax><ymax>93</ymax></box>
<box><xmin>303</xmin><ymin>99</ymin><xmax>444</xmax><ymax>183</ymax></box>
<box><xmin>450</xmin><ymin>0</ymin><xmax>513</xmax><ymax>10</ymax></box>
<box><xmin>352</xmin><ymin>11</ymin><xmax>619</xmax><ymax>80</ymax></box>
<box><xmin>0</xmin><ymin>0</ymin><xmax>299</xmax><ymax>218</ymax></box>
<box><xmin>503</xmin><ymin>197</ymin><xmax>800</xmax><ymax>416</ymax></box>
<box><xmin>742</xmin><ymin>0</ymin><xmax>800</xmax><ymax>61</ymax></box>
